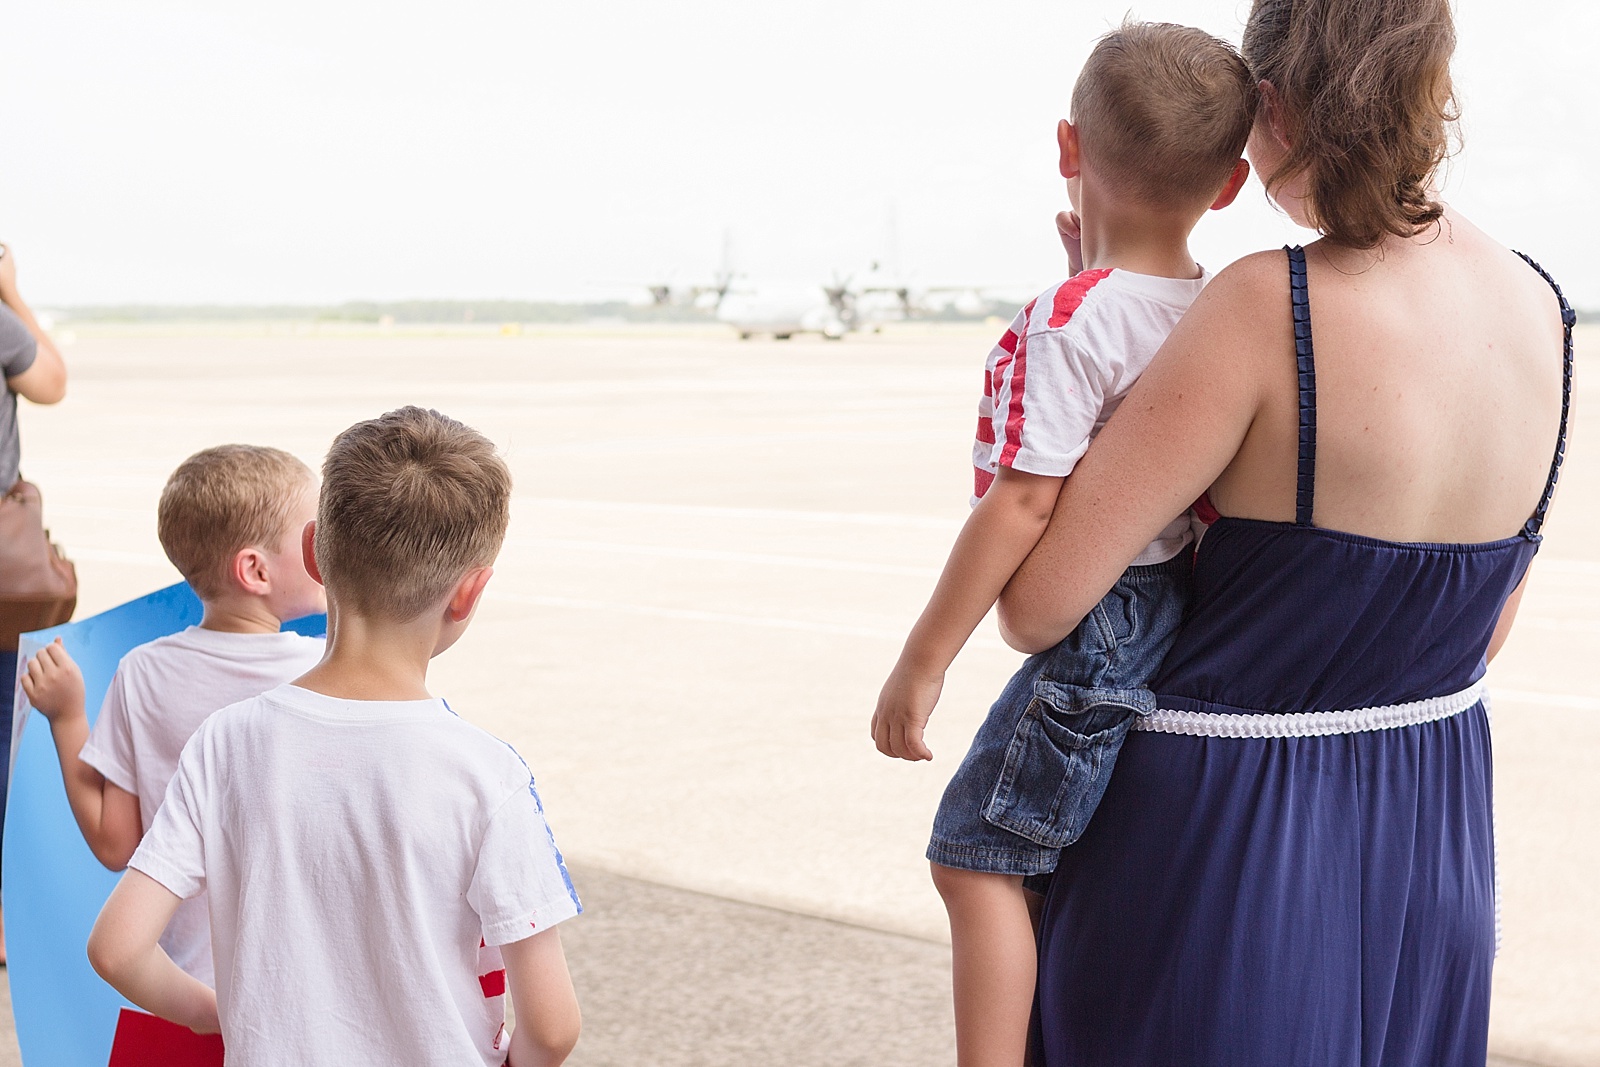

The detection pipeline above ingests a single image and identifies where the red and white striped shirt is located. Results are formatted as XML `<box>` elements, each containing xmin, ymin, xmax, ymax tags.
<box><xmin>973</xmin><ymin>267</ymin><xmax>1209</xmax><ymax>565</ymax></box>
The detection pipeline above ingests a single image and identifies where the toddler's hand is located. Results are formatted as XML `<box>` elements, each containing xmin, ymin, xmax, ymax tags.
<box><xmin>1055</xmin><ymin>210</ymin><xmax>1084</xmax><ymax>277</ymax></box>
<box><xmin>871</xmin><ymin>664</ymin><xmax>943</xmax><ymax>761</ymax></box>
<box><xmin>20</xmin><ymin>638</ymin><xmax>86</xmax><ymax>722</ymax></box>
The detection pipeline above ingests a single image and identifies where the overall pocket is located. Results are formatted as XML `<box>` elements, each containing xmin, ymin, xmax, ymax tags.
<box><xmin>982</xmin><ymin>680</ymin><xmax>1154</xmax><ymax>849</ymax></box>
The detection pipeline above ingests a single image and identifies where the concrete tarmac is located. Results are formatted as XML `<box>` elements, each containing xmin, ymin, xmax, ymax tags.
<box><xmin>5</xmin><ymin>320</ymin><xmax>1596</xmax><ymax>1065</ymax></box>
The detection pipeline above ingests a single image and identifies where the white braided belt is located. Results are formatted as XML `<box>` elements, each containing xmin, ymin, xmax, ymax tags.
<box><xmin>1134</xmin><ymin>677</ymin><xmax>1488</xmax><ymax>739</ymax></box>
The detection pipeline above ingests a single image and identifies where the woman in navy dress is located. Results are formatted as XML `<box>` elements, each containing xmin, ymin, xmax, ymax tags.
<box><xmin>995</xmin><ymin>1</ymin><xmax>1574</xmax><ymax>1064</ymax></box>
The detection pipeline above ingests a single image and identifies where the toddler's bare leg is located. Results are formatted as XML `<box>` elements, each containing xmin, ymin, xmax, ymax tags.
<box><xmin>932</xmin><ymin>863</ymin><xmax>1037</xmax><ymax>1067</ymax></box>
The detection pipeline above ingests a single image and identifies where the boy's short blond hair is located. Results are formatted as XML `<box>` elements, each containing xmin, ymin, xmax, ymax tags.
<box><xmin>315</xmin><ymin>406</ymin><xmax>511</xmax><ymax>620</ymax></box>
<box><xmin>1072</xmin><ymin>21</ymin><xmax>1258</xmax><ymax>209</ymax></box>
<box><xmin>158</xmin><ymin>445</ymin><xmax>315</xmax><ymax>600</ymax></box>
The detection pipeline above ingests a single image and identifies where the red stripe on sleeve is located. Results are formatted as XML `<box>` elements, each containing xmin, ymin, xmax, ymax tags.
<box><xmin>973</xmin><ymin>466</ymin><xmax>996</xmax><ymax>499</ymax></box>
<box><xmin>1048</xmin><ymin>268</ymin><xmax>1113</xmax><ymax>329</ymax></box>
<box><xmin>479</xmin><ymin>969</ymin><xmax>507</xmax><ymax>998</ymax></box>
<box><xmin>998</xmin><ymin>300</ymin><xmax>1038</xmax><ymax>466</ymax></box>
<box><xmin>997</xmin><ymin>327</ymin><xmax>1019</xmax><ymax>355</ymax></box>
<box><xmin>976</xmin><ymin>416</ymin><xmax>995</xmax><ymax>445</ymax></box>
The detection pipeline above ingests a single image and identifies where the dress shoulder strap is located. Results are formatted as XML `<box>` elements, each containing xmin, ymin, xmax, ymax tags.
<box><xmin>1287</xmin><ymin>245</ymin><xmax>1317</xmax><ymax>526</ymax></box>
<box><xmin>1514</xmin><ymin>252</ymin><xmax>1576</xmax><ymax>540</ymax></box>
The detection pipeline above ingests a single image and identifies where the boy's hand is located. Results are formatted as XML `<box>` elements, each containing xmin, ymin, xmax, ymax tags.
<box><xmin>21</xmin><ymin>638</ymin><xmax>86</xmax><ymax>723</ymax></box>
<box><xmin>1055</xmin><ymin>210</ymin><xmax>1084</xmax><ymax>276</ymax></box>
<box><xmin>871</xmin><ymin>663</ymin><xmax>942</xmax><ymax>761</ymax></box>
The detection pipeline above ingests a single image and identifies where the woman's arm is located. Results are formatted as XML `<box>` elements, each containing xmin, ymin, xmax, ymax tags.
<box><xmin>996</xmin><ymin>253</ymin><xmax>1285</xmax><ymax>652</ymax></box>
<box><xmin>1486</xmin><ymin>571</ymin><xmax>1529</xmax><ymax>663</ymax></box>
<box><xmin>0</xmin><ymin>245</ymin><xmax>67</xmax><ymax>405</ymax></box>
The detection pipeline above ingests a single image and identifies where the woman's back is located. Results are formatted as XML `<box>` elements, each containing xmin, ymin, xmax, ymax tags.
<box><xmin>1209</xmin><ymin>211</ymin><xmax>1567</xmax><ymax>544</ymax></box>
<box><xmin>1006</xmin><ymin>2</ymin><xmax>1579</xmax><ymax>1063</ymax></box>
<box><xmin>1031</xmin><ymin>239</ymin><xmax>1572</xmax><ymax>1064</ymax></box>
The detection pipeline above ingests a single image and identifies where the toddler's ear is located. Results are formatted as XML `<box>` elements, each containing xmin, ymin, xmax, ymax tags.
<box><xmin>1209</xmin><ymin>159</ymin><xmax>1252</xmax><ymax>211</ymax></box>
<box><xmin>1057</xmin><ymin>119</ymin><xmax>1081</xmax><ymax>180</ymax></box>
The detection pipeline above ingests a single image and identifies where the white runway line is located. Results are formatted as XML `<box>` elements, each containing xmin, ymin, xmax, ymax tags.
<box><xmin>39</xmin><ymin>505</ymin><xmax>149</xmax><ymax>520</ymax></box>
<box><xmin>505</xmin><ymin>588</ymin><xmax>1600</xmax><ymax>710</ymax></box>
<box><xmin>517</xmin><ymin>496</ymin><xmax>963</xmax><ymax>530</ymax></box>
<box><xmin>1516</xmin><ymin>617</ymin><xmax>1600</xmax><ymax>635</ymax></box>
<box><xmin>1491</xmin><ymin>688</ymin><xmax>1600</xmax><ymax>712</ymax></box>
<box><xmin>67</xmin><ymin>547</ymin><xmax>171</xmax><ymax>567</ymax></box>
<box><xmin>507</xmin><ymin>537</ymin><xmax>941</xmax><ymax>578</ymax></box>
<box><xmin>489</xmin><ymin>590</ymin><xmax>1008</xmax><ymax>651</ymax></box>
<box><xmin>1534</xmin><ymin>558</ymin><xmax>1600</xmax><ymax>576</ymax></box>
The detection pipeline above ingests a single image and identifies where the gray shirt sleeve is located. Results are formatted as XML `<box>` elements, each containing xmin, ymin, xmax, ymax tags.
<box><xmin>0</xmin><ymin>304</ymin><xmax>37</xmax><ymax>379</ymax></box>
<box><xmin>0</xmin><ymin>303</ymin><xmax>36</xmax><ymax>487</ymax></box>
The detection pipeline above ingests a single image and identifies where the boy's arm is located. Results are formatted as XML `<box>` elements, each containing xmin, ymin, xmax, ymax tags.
<box><xmin>502</xmin><ymin>928</ymin><xmax>581</xmax><ymax>1067</ymax></box>
<box><xmin>872</xmin><ymin>467</ymin><xmax>1064</xmax><ymax>761</ymax></box>
<box><xmin>20</xmin><ymin>639</ymin><xmax>144</xmax><ymax>869</ymax></box>
<box><xmin>88</xmin><ymin>869</ymin><xmax>219</xmax><ymax>1034</ymax></box>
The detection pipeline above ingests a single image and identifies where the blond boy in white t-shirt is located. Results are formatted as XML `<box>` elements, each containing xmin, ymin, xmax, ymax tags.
<box><xmin>22</xmin><ymin>444</ymin><xmax>326</xmax><ymax>986</ymax></box>
<box><xmin>85</xmin><ymin>407</ymin><xmax>582</xmax><ymax>1067</ymax></box>
<box><xmin>870</xmin><ymin>23</ymin><xmax>1259</xmax><ymax>1066</ymax></box>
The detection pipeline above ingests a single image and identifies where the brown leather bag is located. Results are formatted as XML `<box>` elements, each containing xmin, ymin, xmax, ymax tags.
<box><xmin>0</xmin><ymin>478</ymin><xmax>77</xmax><ymax>651</ymax></box>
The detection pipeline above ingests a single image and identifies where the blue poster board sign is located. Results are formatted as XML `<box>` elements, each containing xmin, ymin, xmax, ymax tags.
<box><xmin>2</xmin><ymin>584</ymin><xmax>323</xmax><ymax>1067</ymax></box>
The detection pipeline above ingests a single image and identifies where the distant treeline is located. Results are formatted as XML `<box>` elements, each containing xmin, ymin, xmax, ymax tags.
<box><xmin>55</xmin><ymin>300</ymin><xmax>717</xmax><ymax>324</ymax></box>
<box><xmin>54</xmin><ymin>297</ymin><xmax>1026</xmax><ymax>325</ymax></box>
<box><xmin>58</xmin><ymin>298</ymin><xmax>1585</xmax><ymax>327</ymax></box>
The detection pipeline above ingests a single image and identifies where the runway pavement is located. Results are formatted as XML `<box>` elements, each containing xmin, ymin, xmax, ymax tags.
<box><xmin>5</xmin><ymin>320</ymin><xmax>1596</xmax><ymax>1065</ymax></box>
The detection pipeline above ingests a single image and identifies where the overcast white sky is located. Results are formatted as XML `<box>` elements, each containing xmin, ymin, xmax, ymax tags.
<box><xmin>2</xmin><ymin>0</ymin><xmax>1596</xmax><ymax>307</ymax></box>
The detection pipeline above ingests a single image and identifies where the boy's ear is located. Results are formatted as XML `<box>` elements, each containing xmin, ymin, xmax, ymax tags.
<box><xmin>1057</xmin><ymin>119</ymin><xmax>1081</xmax><ymax>180</ymax></box>
<box><xmin>445</xmin><ymin>566</ymin><xmax>493</xmax><ymax>624</ymax></box>
<box><xmin>300</xmin><ymin>521</ymin><xmax>324</xmax><ymax>586</ymax></box>
<box><xmin>1209</xmin><ymin>159</ymin><xmax>1252</xmax><ymax>211</ymax></box>
<box><xmin>231</xmin><ymin>547</ymin><xmax>271</xmax><ymax>596</ymax></box>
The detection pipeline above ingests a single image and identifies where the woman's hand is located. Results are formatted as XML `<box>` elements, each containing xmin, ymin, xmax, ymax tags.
<box><xmin>0</xmin><ymin>244</ymin><xmax>17</xmax><ymax>304</ymax></box>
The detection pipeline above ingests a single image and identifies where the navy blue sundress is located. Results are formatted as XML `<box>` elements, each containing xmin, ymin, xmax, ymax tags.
<box><xmin>1035</xmin><ymin>247</ymin><xmax>1575</xmax><ymax>1067</ymax></box>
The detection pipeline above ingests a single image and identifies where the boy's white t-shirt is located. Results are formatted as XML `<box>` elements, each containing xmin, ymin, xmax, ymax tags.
<box><xmin>79</xmin><ymin>626</ymin><xmax>325</xmax><ymax>985</ymax></box>
<box><xmin>973</xmin><ymin>267</ymin><xmax>1209</xmax><ymax>565</ymax></box>
<box><xmin>129</xmin><ymin>683</ymin><xmax>582</xmax><ymax>1066</ymax></box>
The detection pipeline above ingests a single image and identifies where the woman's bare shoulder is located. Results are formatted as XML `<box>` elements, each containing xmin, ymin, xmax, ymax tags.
<box><xmin>1184</xmin><ymin>250</ymin><xmax>1294</xmax><ymax>327</ymax></box>
<box><xmin>1161</xmin><ymin>249</ymin><xmax>1295</xmax><ymax>367</ymax></box>
<box><xmin>1215</xmin><ymin>246</ymin><xmax>1295</xmax><ymax>279</ymax></box>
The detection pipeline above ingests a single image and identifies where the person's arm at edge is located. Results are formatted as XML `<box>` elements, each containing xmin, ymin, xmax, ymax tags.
<box><xmin>0</xmin><ymin>245</ymin><xmax>66</xmax><ymax>405</ymax></box>
<box><xmin>19</xmin><ymin>639</ymin><xmax>145</xmax><ymax>869</ymax></box>
<box><xmin>502</xmin><ymin>927</ymin><xmax>581</xmax><ymax>1067</ymax></box>
<box><xmin>872</xmin><ymin>467</ymin><xmax>1064</xmax><ymax>760</ymax></box>
<box><xmin>87</xmin><ymin>869</ymin><xmax>219</xmax><ymax>1034</ymax></box>
<box><xmin>996</xmin><ymin>254</ymin><xmax>1281</xmax><ymax>652</ymax></box>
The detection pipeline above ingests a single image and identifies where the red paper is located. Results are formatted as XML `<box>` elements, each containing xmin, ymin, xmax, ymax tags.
<box><xmin>107</xmin><ymin>1008</ymin><xmax>225</xmax><ymax>1067</ymax></box>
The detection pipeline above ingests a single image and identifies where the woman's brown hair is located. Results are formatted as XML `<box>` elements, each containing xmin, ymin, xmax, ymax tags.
<box><xmin>1243</xmin><ymin>0</ymin><xmax>1459</xmax><ymax>248</ymax></box>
